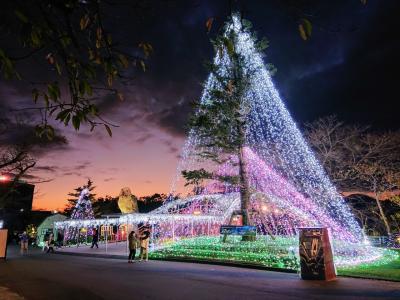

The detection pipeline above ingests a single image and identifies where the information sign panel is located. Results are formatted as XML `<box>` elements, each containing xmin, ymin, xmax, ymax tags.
<box><xmin>0</xmin><ymin>229</ymin><xmax>8</xmax><ymax>259</ymax></box>
<box><xmin>298</xmin><ymin>227</ymin><xmax>336</xmax><ymax>280</ymax></box>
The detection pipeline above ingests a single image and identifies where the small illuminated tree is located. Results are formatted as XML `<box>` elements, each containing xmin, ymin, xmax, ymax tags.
<box><xmin>64</xmin><ymin>179</ymin><xmax>96</xmax><ymax>217</ymax></box>
<box><xmin>65</xmin><ymin>185</ymin><xmax>95</xmax><ymax>244</ymax></box>
<box><xmin>71</xmin><ymin>188</ymin><xmax>95</xmax><ymax>220</ymax></box>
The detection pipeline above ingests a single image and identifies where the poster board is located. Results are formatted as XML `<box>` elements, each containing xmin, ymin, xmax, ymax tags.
<box><xmin>298</xmin><ymin>227</ymin><xmax>336</xmax><ymax>280</ymax></box>
<box><xmin>0</xmin><ymin>229</ymin><xmax>8</xmax><ymax>259</ymax></box>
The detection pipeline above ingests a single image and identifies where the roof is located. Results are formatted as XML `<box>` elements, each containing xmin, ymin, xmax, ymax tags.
<box><xmin>37</xmin><ymin>214</ymin><xmax>67</xmax><ymax>231</ymax></box>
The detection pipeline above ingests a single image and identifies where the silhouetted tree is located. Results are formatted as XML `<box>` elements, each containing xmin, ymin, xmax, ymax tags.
<box><xmin>305</xmin><ymin>116</ymin><xmax>400</xmax><ymax>235</ymax></box>
<box><xmin>138</xmin><ymin>193</ymin><xmax>166</xmax><ymax>213</ymax></box>
<box><xmin>0</xmin><ymin>0</ymin><xmax>153</xmax><ymax>136</ymax></box>
<box><xmin>92</xmin><ymin>195</ymin><xmax>120</xmax><ymax>217</ymax></box>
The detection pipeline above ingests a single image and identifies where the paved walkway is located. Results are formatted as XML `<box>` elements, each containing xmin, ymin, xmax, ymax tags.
<box><xmin>57</xmin><ymin>241</ymin><xmax>128</xmax><ymax>257</ymax></box>
<box><xmin>0</xmin><ymin>246</ymin><xmax>399</xmax><ymax>300</ymax></box>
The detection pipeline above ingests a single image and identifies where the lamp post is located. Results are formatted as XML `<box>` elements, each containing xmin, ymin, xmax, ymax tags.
<box><xmin>172</xmin><ymin>219</ymin><xmax>175</xmax><ymax>242</ymax></box>
<box><xmin>105</xmin><ymin>216</ymin><xmax>109</xmax><ymax>254</ymax></box>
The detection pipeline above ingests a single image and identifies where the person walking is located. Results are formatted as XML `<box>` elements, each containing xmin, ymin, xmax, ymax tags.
<box><xmin>46</xmin><ymin>233</ymin><xmax>55</xmax><ymax>253</ymax></box>
<box><xmin>56</xmin><ymin>230</ymin><xmax>64</xmax><ymax>248</ymax></box>
<box><xmin>139</xmin><ymin>223</ymin><xmax>151</xmax><ymax>261</ymax></box>
<box><xmin>19</xmin><ymin>231</ymin><xmax>29</xmax><ymax>255</ymax></box>
<box><xmin>43</xmin><ymin>233</ymin><xmax>49</xmax><ymax>252</ymax></box>
<box><xmin>128</xmin><ymin>231</ymin><xmax>138</xmax><ymax>263</ymax></box>
<box><xmin>90</xmin><ymin>228</ymin><xmax>99</xmax><ymax>249</ymax></box>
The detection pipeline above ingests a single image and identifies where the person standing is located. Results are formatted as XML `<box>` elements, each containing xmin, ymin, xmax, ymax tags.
<box><xmin>20</xmin><ymin>231</ymin><xmax>29</xmax><ymax>255</ymax></box>
<box><xmin>56</xmin><ymin>230</ymin><xmax>64</xmax><ymax>248</ymax></box>
<box><xmin>43</xmin><ymin>233</ymin><xmax>49</xmax><ymax>252</ymax></box>
<box><xmin>139</xmin><ymin>223</ymin><xmax>151</xmax><ymax>261</ymax></box>
<box><xmin>128</xmin><ymin>231</ymin><xmax>138</xmax><ymax>263</ymax></box>
<box><xmin>90</xmin><ymin>228</ymin><xmax>99</xmax><ymax>249</ymax></box>
<box><xmin>46</xmin><ymin>233</ymin><xmax>55</xmax><ymax>253</ymax></box>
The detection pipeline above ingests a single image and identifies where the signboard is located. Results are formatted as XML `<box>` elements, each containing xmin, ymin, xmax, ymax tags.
<box><xmin>220</xmin><ymin>225</ymin><xmax>256</xmax><ymax>236</ymax></box>
<box><xmin>298</xmin><ymin>227</ymin><xmax>336</xmax><ymax>280</ymax></box>
<box><xmin>0</xmin><ymin>229</ymin><xmax>8</xmax><ymax>259</ymax></box>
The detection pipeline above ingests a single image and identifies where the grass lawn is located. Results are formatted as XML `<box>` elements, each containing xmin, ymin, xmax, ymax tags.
<box><xmin>151</xmin><ymin>236</ymin><xmax>299</xmax><ymax>270</ymax></box>
<box><xmin>151</xmin><ymin>237</ymin><xmax>400</xmax><ymax>281</ymax></box>
<box><xmin>337</xmin><ymin>249</ymin><xmax>400</xmax><ymax>281</ymax></box>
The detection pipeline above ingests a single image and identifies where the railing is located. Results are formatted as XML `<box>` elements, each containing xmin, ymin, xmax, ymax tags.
<box><xmin>365</xmin><ymin>236</ymin><xmax>400</xmax><ymax>248</ymax></box>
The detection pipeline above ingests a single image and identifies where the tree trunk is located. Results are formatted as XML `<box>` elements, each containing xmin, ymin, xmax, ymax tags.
<box><xmin>374</xmin><ymin>192</ymin><xmax>391</xmax><ymax>235</ymax></box>
<box><xmin>239</xmin><ymin>146</ymin><xmax>251</xmax><ymax>226</ymax></box>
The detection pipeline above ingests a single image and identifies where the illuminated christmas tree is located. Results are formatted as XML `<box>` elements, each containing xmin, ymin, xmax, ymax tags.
<box><xmin>65</xmin><ymin>179</ymin><xmax>96</xmax><ymax>217</ymax></box>
<box><xmin>58</xmin><ymin>13</ymin><xmax>384</xmax><ymax>267</ymax></box>
<box><xmin>64</xmin><ymin>184</ymin><xmax>95</xmax><ymax>244</ymax></box>
<box><xmin>71</xmin><ymin>188</ymin><xmax>95</xmax><ymax>220</ymax></box>
<box><xmin>173</xmin><ymin>14</ymin><xmax>363</xmax><ymax>243</ymax></box>
<box><xmin>181</xmin><ymin>20</ymin><xmax>257</xmax><ymax>226</ymax></box>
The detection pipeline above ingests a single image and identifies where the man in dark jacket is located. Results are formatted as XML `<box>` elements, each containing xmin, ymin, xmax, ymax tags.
<box><xmin>46</xmin><ymin>234</ymin><xmax>55</xmax><ymax>253</ymax></box>
<box><xmin>90</xmin><ymin>228</ymin><xmax>99</xmax><ymax>248</ymax></box>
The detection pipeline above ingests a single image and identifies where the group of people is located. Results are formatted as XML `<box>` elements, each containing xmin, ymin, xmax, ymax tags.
<box><xmin>88</xmin><ymin>223</ymin><xmax>151</xmax><ymax>263</ymax></box>
<box><xmin>128</xmin><ymin>223</ymin><xmax>151</xmax><ymax>263</ymax></box>
<box><xmin>17</xmin><ymin>223</ymin><xmax>151</xmax><ymax>264</ymax></box>
<box><xmin>17</xmin><ymin>231</ymin><xmax>58</xmax><ymax>255</ymax></box>
<box><xmin>17</xmin><ymin>223</ymin><xmax>151</xmax><ymax>262</ymax></box>
<box><xmin>8</xmin><ymin>224</ymin><xmax>153</xmax><ymax>262</ymax></box>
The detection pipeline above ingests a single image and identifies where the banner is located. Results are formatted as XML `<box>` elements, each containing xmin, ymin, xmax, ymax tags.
<box><xmin>0</xmin><ymin>229</ymin><xmax>8</xmax><ymax>259</ymax></box>
<box><xmin>298</xmin><ymin>227</ymin><xmax>336</xmax><ymax>280</ymax></box>
<box><xmin>220</xmin><ymin>225</ymin><xmax>256</xmax><ymax>236</ymax></box>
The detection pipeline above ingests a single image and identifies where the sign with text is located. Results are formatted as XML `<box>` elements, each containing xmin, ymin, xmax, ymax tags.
<box><xmin>220</xmin><ymin>225</ymin><xmax>256</xmax><ymax>236</ymax></box>
<box><xmin>0</xmin><ymin>229</ymin><xmax>8</xmax><ymax>259</ymax></box>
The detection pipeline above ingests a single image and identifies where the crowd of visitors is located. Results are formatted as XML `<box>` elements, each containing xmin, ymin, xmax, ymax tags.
<box><xmin>14</xmin><ymin>222</ymin><xmax>152</xmax><ymax>263</ymax></box>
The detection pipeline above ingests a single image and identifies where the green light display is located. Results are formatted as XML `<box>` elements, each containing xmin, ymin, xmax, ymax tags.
<box><xmin>150</xmin><ymin>236</ymin><xmax>398</xmax><ymax>271</ymax></box>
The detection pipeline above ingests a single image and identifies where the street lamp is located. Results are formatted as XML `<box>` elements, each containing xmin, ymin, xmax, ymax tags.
<box><xmin>0</xmin><ymin>175</ymin><xmax>9</xmax><ymax>182</ymax></box>
<box><xmin>261</xmin><ymin>205</ymin><xmax>268</xmax><ymax>212</ymax></box>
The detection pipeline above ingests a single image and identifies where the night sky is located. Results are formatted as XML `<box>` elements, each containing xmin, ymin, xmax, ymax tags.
<box><xmin>1</xmin><ymin>0</ymin><xmax>399</xmax><ymax>210</ymax></box>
